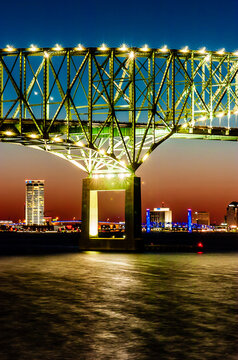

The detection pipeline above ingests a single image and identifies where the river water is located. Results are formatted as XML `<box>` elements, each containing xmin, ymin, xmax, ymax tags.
<box><xmin>0</xmin><ymin>252</ymin><xmax>237</xmax><ymax>360</ymax></box>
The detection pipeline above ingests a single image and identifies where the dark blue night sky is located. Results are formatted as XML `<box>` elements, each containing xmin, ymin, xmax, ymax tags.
<box><xmin>1</xmin><ymin>0</ymin><xmax>237</xmax><ymax>51</ymax></box>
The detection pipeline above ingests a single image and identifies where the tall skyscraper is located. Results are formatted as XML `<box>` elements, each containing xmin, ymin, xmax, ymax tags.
<box><xmin>226</xmin><ymin>202</ymin><xmax>238</xmax><ymax>228</ymax></box>
<box><xmin>25</xmin><ymin>180</ymin><xmax>44</xmax><ymax>225</ymax></box>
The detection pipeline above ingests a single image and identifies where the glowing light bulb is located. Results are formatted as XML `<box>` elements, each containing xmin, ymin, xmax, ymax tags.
<box><xmin>44</xmin><ymin>51</ymin><xmax>49</xmax><ymax>58</ymax></box>
<box><xmin>141</xmin><ymin>44</ymin><xmax>150</xmax><ymax>52</ymax></box>
<box><xmin>233</xmin><ymin>50</ymin><xmax>238</xmax><ymax>56</ymax></box>
<box><xmin>29</xmin><ymin>133</ymin><xmax>38</xmax><ymax>139</ymax></box>
<box><xmin>217</xmin><ymin>112</ymin><xmax>224</xmax><ymax>118</ymax></box>
<box><xmin>75</xmin><ymin>44</ymin><xmax>85</xmax><ymax>51</ymax></box>
<box><xmin>180</xmin><ymin>46</ymin><xmax>189</xmax><ymax>53</ymax></box>
<box><xmin>160</xmin><ymin>45</ymin><xmax>169</xmax><ymax>52</ymax></box>
<box><xmin>5</xmin><ymin>130</ymin><xmax>14</xmax><ymax>136</ymax></box>
<box><xmin>5</xmin><ymin>45</ymin><xmax>15</xmax><ymax>52</ymax></box>
<box><xmin>29</xmin><ymin>44</ymin><xmax>38</xmax><ymax>52</ymax></box>
<box><xmin>53</xmin><ymin>136</ymin><xmax>62</xmax><ymax>142</ymax></box>
<box><xmin>217</xmin><ymin>48</ymin><xmax>225</xmax><ymax>55</ymax></box>
<box><xmin>129</xmin><ymin>51</ymin><xmax>135</xmax><ymax>59</ymax></box>
<box><xmin>119</xmin><ymin>44</ymin><xmax>128</xmax><ymax>51</ymax></box>
<box><xmin>53</xmin><ymin>44</ymin><xmax>63</xmax><ymax>51</ymax></box>
<box><xmin>198</xmin><ymin>47</ymin><xmax>206</xmax><ymax>54</ymax></box>
<box><xmin>99</xmin><ymin>149</ymin><xmax>106</xmax><ymax>155</ymax></box>
<box><xmin>98</xmin><ymin>43</ymin><xmax>108</xmax><ymax>51</ymax></box>
<box><xmin>142</xmin><ymin>153</ymin><xmax>149</xmax><ymax>162</ymax></box>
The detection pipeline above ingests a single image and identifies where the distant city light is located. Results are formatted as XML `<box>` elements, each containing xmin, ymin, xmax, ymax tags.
<box><xmin>34</xmin><ymin>91</ymin><xmax>38</xmax><ymax>95</ymax></box>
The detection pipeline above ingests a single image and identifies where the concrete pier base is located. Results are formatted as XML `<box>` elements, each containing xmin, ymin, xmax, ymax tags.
<box><xmin>80</xmin><ymin>176</ymin><xmax>142</xmax><ymax>251</ymax></box>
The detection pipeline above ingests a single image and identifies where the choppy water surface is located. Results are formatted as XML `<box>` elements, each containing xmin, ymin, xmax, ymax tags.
<box><xmin>0</xmin><ymin>252</ymin><xmax>237</xmax><ymax>360</ymax></box>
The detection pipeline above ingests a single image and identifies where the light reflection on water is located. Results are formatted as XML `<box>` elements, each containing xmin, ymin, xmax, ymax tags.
<box><xmin>0</xmin><ymin>252</ymin><xmax>237</xmax><ymax>360</ymax></box>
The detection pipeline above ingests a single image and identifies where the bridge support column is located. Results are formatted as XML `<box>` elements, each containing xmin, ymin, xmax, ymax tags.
<box><xmin>80</xmin><ymin>176</ymin><xmax>142</xmax><ymax>251</ymax></box>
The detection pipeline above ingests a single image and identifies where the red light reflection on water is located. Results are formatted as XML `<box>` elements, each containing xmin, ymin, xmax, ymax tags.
<box><xmin>197</xmin><ymin>251</ymin><xmax>203</xmax><ymax>254</ymax></box>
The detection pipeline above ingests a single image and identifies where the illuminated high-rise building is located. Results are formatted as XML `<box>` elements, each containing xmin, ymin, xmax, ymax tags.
<box><xmin>226</xmin><ymin>202</ymin><xmax>238</xmax><ymax>228</ymax></box>
<box><xmin>146</xmin><ymin>207</ymin><xmax>172</xmax><ymax>231</ymax></box>
<box><xmin>192</xmin><ymin>211</ymin><xmax>210</xmax><ymax>226</ymax></box>
<box><xmin>25</xmin><ymin>180</ymin><xmax>44</xmax><ymax>225</ymax></box>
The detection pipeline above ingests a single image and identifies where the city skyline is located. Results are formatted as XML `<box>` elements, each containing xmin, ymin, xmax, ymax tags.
<box><xmin>0</xmin><ymin>138</ymin><xmax>237</xmax><ymax>224</ymax></box>
<box><xmin>0</xmin><ymin>0</ymin><xmax>238</xmax><ymax>223</ymax></box>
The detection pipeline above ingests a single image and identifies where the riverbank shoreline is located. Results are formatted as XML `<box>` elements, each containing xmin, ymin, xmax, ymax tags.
<box><xmin>0</xmin><ymin>231</ymin><xmax>237</xmax><ymax>254</ymax></box>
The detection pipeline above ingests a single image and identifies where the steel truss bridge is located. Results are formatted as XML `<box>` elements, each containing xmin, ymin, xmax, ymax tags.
<box><xmin>1</xmin><ymin>44</ymin><xmax>238</xmax><ymax>175</ymax></box>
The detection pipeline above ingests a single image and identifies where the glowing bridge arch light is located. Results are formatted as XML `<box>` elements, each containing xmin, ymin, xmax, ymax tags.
<box><xmin>53</xmin><ymin>44</ymin><xmax>63</xmax><ymax>51</ymax></box>
<box><xmin>180</xmin><ymin>46</ymin><xmax>189</xmax><ymax>53</ymax></box>
<box><xmin>4</xmin><ymin>131</ymin><xmax>14</xmax><ymax>136</ymax></box>
<box><xmin>29</xmin><ymin>44</ymin><xmax>39</xmax><ymax>52</ymax></box>
<box><xmin>75</xmin><ymin>44</ymin><xmax>85</xmax><ymax>51</ymax></box>
<box><xmin>5</xmin><ymin>45</ymin><xmax>15</xmax><ymax>52</ymax></box>
<box><xmin>217</xmin><ymin>48</ymin><xmax>225</xmax><ymax>55</ymax></box>
<box><xmin>98</xmin><ymin>43</ymin><xmax>108</xmax><ymax>51</ymax></box>
<box><xmin>29</xmin><ymin>133</ymin><xmax>38</xmax><ymax>139</ymax></box>
<box><xmin>198</xmin><ymin>47</ymin><xmax>207</xmax><ymax>54</ymax></box>
<box><xmin>118</xmin><ymin>44</ymin><xmax>128</xmax><ymax>51</ymax></box>
<box><xmin>140</xmin><ymin>44</ymin><xmax>150</xmax><ymax>52</ymax></box>
<box><xmin>129</xmin><ymin>51</ymin><xmax>135</xmax><ymax>59</ymax></box>
<box><xmin>159</xmin><ymin>45</ymin><xmax>169</xmax><ymax>52</ymax></box>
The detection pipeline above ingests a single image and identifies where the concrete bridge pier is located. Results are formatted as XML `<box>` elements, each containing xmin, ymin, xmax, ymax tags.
<box><xmin>80</xmin><ymin>176</ymin><xmax>142</xmax><ymax>251</ymax></box>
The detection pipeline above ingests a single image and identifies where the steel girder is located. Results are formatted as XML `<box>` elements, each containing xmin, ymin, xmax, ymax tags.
<box><xmin>0</xmin><ymin>46</ymin><xmax>238</xmax><ymax>175</ymax></box>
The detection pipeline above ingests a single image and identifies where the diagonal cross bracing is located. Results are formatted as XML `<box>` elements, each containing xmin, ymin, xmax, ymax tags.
<box><xmin>0</xmin><ymin>46</ymin><xmax>238</xmax><ymax>175</ymax></box>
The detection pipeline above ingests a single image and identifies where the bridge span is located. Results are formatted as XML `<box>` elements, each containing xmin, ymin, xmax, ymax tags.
<box><xmin>0</xmin><ymin>45</ymin><xmax>238</xmax><ymax>249</ymax></box>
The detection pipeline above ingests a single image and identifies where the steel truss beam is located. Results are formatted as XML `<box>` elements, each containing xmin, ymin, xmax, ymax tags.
<box><xmin>0</xmin><ymin>47</ymin><xmax>238</xmax><ymax>174</ymax></box>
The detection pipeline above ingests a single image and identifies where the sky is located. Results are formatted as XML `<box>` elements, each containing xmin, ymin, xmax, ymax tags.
<box><xmin>0</xmin><ymin>0</ymin><xmax>238</xmax><ymax>223</ymax></box>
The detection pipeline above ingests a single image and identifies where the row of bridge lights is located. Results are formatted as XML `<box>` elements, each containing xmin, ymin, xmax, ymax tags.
<box><xmin>3</xmin><ymin>44</ymin><xmax>238</xmax><ymax>56</ymax></box>
<box><xmin>2</xmin><ymin>130</ymin><xmax>128</xmax><ymax>163</ymax></box>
